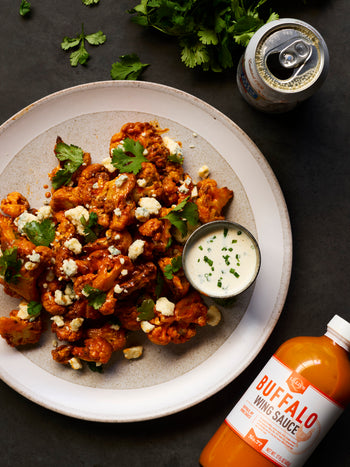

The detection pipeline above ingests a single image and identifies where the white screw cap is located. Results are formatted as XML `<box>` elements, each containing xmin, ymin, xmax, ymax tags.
<box><xmin>326</xmin><ymin>315</ymin><xmax>350</xmax><ymax>351</ymax></box>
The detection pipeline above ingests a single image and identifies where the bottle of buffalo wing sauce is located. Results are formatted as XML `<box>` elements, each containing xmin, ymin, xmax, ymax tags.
<box><xmin>200</xmin><ymin>315</ymin><xmax>350</xmax><ymax>467</ymax></box>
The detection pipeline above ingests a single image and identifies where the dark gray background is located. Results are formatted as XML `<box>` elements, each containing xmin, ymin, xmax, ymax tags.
<box><xmin>0</xmin><ymin>1</ymin><xmax>349</xmax><ymax>466</ymax></box>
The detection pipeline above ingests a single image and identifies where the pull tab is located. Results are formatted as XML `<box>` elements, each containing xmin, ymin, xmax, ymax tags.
<box><xmin>279</xmin><ymin>40</ymin><xmax>312</xmax><ymax>69</ymax></box>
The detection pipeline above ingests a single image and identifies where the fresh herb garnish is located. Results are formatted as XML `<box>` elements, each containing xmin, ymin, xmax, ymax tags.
<box><xmin>163</xmin><ymin>256</ymin><xmax>182</xmax><ymax>280</ymax></box>
<box><xmin>162</xmin><ymin>197</ymin><xmax>198</xmax><ymax>237</ymax></box>
<box><xmin>137</xmin><ymin>298</ymin><xmax>155</xmax><ymax>321</ymax></box>
<box><xmin>19</xmin><ymin>0</ymin><xmax>31</xmax><ymax>16</ymax></box>
<box><xmin>81</xmin><ymin>212</ymin><xmax>103</xmax><ymax>243</ymax></box>
<box><xmin>87</xmin><ymin>361</ymin><xmax>103</xmax><ymax>373</ymax></box>
<box><xmin>204</xmin><ymin>256</ymin><xmax>213</xmax><ymax>267</ymax></box>
<box><xmin>167</xmin><ymin>152</ymin><xmax>184</xmax><ymax>165</ymax></box>
<box><xmin>83</xmin><ymin>285</ymin><xmax>107</xmax><ymax>310</ymax></box>
<box><xmin>111</xmin><ymin>138</ymin><xmax>147</xmax><ymax>174</ymax></box>
<box><xmin>230</xmin><ymin>268</ymin><xmax>240</xmax><ymax>278</ymax></box>
<box><xmin>111</xmin><ymin>53</ymin><xmax>149</xmax><ymax>80</ymax></box>
<box><xmin>23</xmin><ymin>219</ymin><xmax>56</xmax><ymax>247</ymax></box>
<box><xmin>27</xmin><ymin>301</ymin><xmax>42</xmax><ymax>320</ymax></box>
<box><xmin>82</xmin><ymin>0</ymin><xmax>100</xmax><ymax>5</ymax></box>
<box><xmin>129</xmin><ymin>0</ymin><xmax>279</xmax><ymax>72</ymax></box>
<box><xmin>61</xmin><ymin>24</ymin><xmax>106</xmax><ymax>67</ymax></box>
<box><xmin>0</xmin><ymin>247</ymin><xmax>22</xmax><ymax>284</ymax></box>
<box><xmin>52</xmin><ymin>142</ymin><xmax>84</xmax><ymax>189</ymax></box>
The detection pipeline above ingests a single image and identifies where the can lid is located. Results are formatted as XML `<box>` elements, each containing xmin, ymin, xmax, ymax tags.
<box><xmin>326</xmin><ymin>315</ymin><xmax>350</xmax><ymax>351</ymax></box>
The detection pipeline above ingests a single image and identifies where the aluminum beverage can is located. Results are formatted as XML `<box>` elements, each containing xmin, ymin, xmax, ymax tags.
<box><xmin>236</xmin><ymin>18</ymin><xmax>329</xmax><ymax>113</ymax></box>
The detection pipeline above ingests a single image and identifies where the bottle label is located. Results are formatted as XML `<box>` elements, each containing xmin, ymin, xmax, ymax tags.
<box><xmin>225</xmin><ymin>355</ymin><xmax>343</xmax><ymax>466</ymax></box>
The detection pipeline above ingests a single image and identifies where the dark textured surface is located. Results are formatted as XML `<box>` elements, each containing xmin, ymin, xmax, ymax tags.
<box><xmin>0</xmin><ymin>1</ymin><xmax>349</xmax><ymax>466</ymax></box>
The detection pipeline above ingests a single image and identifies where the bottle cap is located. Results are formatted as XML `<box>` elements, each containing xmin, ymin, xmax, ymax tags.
<box><xmin>326</xmin><ymin>315</ymin><xmax>350</xmax><ymax>351</ymax></box>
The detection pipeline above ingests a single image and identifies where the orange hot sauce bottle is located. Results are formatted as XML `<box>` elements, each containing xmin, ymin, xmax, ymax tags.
<box><xmin>200</xmin><ymin>315</ymin><xmax>350</xmax><ymax>467</ymax></box>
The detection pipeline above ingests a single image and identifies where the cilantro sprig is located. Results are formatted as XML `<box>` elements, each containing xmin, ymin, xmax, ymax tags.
<box><xmin>0</xmin><ymin>247</ymin><xmax>22</xmax><ymax>284</ymax></box>
<box><xmin>81</xmin><ymin>212</ymin><xmax>103</xmax><ymax>243</ymax></box>
<box><xmin>129</xmin><ymin>0</ymin><xmax>279</xmax><ymax>71</ymax></box>
<box><xmin>52</xmin><ymin>141</ymin><xmax>84</xmax><ymax>189</ymax></box>
<box><xmin>111</xmin><ymin>138</ymin><xmax>148</xmax><ymax>174</ymax></box>
<box><xmin>83</xmin><ymin>285</ymin><xmax>107</xmax><ymax>310</ymax></box>
<box><xmin>162</xmin><ymin>197</ymin><xmax>199</xmax><ymax>237</ymax></box>
<box><xmin>111</xmin><ymin>53</ymin><xmax>149</xmax><ymax>80</ymax></box>
<box><xmin>23</xmin><ymin>219</ymin><xmax>56</xmax><ymax>247</ymax></box>
<box><xmin>19</xmin><ymin>0</ymin><xmax>31</xmax><ymax>16</ymax></box>
<box><xmin>61</xmin><ymin>24</ymin><xmax>106</xmax><ymax>67</ymax></box>
<box><xmin>163</xmin><ymin>256</ymin><xmax>182</xmax><ymax>280</ymax></box>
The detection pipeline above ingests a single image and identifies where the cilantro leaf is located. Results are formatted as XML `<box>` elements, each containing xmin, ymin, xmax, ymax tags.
<box><xmin>81</xmin><ymin>212</ymin><xmax>103</xmax><ymax>243</ymax></box>
<box><xmin>19</xmin><ymin>0</ymin><xmax>31</xmax><ymax>16</ymax></box>
<box><xmin>52</xmin><ymin>142</ymin><xmax>84</xmax><ymax>189</ymax></box>
<box><xmin>27</xmin><ymin>301</ymin><xmax>42</xmax><ymax>319</ymax></box>
<box><xmin>82</xmin><ymin>0</ymin><xmax>100</xmax><ymax>5</ymax></box>
<box><xmin>163</xmin><ymin>256</ymin><xmax>182</xmax><ymax>280</ymax></box>
<box><xmin>137</xmin><ymin>298</ymin><xmax>155</xmax><ymax>321</ymax></box>
<box><xmin>0</xmin><ymin>247</ymin><xmax>22</xmax><ymax>284</ymax></box>
<box><xmin>23</xmin><ymin>219</ymin><xmax>56</xmax><ymax>247</ymax></box>
<box><xmin>112</xmin><ymin>138</ymin><xmax>147</xmax><ymax>174</ymax></box>
<box><xmin>61</xmin><ymin>24</ymin><xmax>106</xmax><ymax>67</ymax></box>
<box><xmin>162</xmin><ymin>197</ymin><xmax>199</xmax><ymax>237</ymax></box>
<box><xmin>83</xmin><ymin>285</ymin><xmax>107</xmax><ymax>310</ymax></box>
<box><xmin>110</xmin><ymin>54</ymin><xmax>149</xmax><ymax>80</ymax></box>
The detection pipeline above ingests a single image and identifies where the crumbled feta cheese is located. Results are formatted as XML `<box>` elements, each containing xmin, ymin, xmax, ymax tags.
<box><xmin>114</xmin><ymin>208</ymin><xmax>122</xmax><ymax>217</ymax></box>
<box><xmin>70</xmin><ymin>317</ymin><xmax>84</xmax><ymax>332</ymax></box>
<box><xmin>108</xmin><ymin>246</ymin><xmax>121</xmax><ymax>256</ymax></box>
<box><xmin>206</xmin><ymin>305</ymin><xmax>221</xmax><ymax>326</ymax></box>
<box><xmin>191</xmin><ymin>186</ymin><xmax>198</xmax><ymax>198</ymax></box>
<box><xmin>198</xmin><ymin>165</ymin><xmax>210</xmax><ymax>179</ymax></box>
<box><xmin>140</xmin><ymin>321</ymin><xmax>155</xmax><ymax>333</ymax></box>
<box><xmin>69</xmin><ymin>357</ymin><xmax>83</xmax><ymax>370</ymax></box>
<box><xmin>92</xmin><ymin>182</ymin><xmax>99</xmax><ymax>189</ymax></box>
<box><xmin>15</xmin><ymin>211</ymin><xmax>37</xmax><ymax>233</ymax></box>
<box><xmin>115</xmin><ymin>174</ymin><xmax>129</xmax><ymax>188</ymax></box>
<box><xmin>138</xmin><ymin>197</ymin><xmax>161</xmax><ymax>215</ymax></box>
<box><xmin>119</xmin><ymin>257</ymin><xmax>125</xmax><ymax>265</ymax></box>
<box><xmin>135</xmin><ymin>206</ymin><xmax>150</xmax><ymax>222</ymax></box>
<box><xmin>64</xmin><ymin>284</ymin><xmax>77</xmax><ymax>301</ymax></box>
<box><xmin>123</xmin><ymin>346</ymin><xmax>143</xmax><ymax>360</ymax></box>
<box><xmin>110</xmin><ymin>323</ymin><xmax>120</xmax><ymax>331</ymax></box>
<box><xmin>61</xmin><ymin>259</ymin><xmax>78</xmax><ymax>277</ymax></box>
<box><xmin>163</xmin><ymin>136</ymin><xmax>183</xmax><ymax>158</ymax></box>
<box><xmin>46</xmin><ymin>269</ymin><xmax>55</xmax><ymax>282</ymax></box>
<box><xmin>178</xmin><ymin>183</ymin><xmax>189</xmax><ymax>194</ymax></box>
<box><xmin>137</xmin><ymin>178</ymin><xmax>147</xmax><ymax>188</ymax></box>
<box><xmin>101</xmin><ymin>157</ymin><xmax>116</xmax><ymax>173</ymax></box>
<box><xmin>17</xmin><ymin>302</ymin><xmax>30</xmax><ymax>320</ymax></box>
<box><xmin>51</xmin><ymin>315</ymin><xmax>65</xmax><ymax>327</ymax></box>
<box><xmin>65</xmin><ymin>206</ymin><xmax>89</xmax><ymax>235</ymax></box>
<box><xmin>24</xmin><ymin>261</ymin><xmax>37</xmax><ymax>271</ymax></box>
<box><xmin>64</xmin><ymin>238</ymin><xmax>82</xmax><ymax>255</ymax></box>
<box><xmin>114</xmin><ymin>284</ymin><xmax>124</xmax><ymax>294</ymax></box>
<box><xmin>155</xmin><ymin>297</ymin><xmax>175</xmax><ymax>316</ymax></box>
<box><xmin>54</xmin><ymin>290</ymin><xmax>73</xmax><ymax>306</ymax></box>
<box><xmin>36</xmin><ymin>205</ymin><xmax>52</xmax><ymax>221</ymax></box>
<box><xmin>27</xmin><ymin>250</ymin><xmax>41</xmax><ymax>263</ymax></box>
<box><xmin>143</xmin><ymin>149</ymin><xmax>149</xmax><ymax>156</ymax></box>
<box><xmin>114</xmin><ymin>234</ymin><xmax>121</xmax><ymax>240</ymax></box>
<box><xmin>121</xmin><ymin>269</ymin><xmax>128</xmax><ymax>276</ymax></box>
<box><xmin>128</xmin><ymin>239</ymin><xmax>145</xmax><ymax>261</ymax></box>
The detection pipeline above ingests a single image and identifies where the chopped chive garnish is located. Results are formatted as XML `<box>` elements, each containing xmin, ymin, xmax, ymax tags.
<box><xmin>237</xmin><ymin>231</ymin><xmax>242</xmax><ymax>235</ymax></box>
<box><xmin>232</xmin><ymin>239</ymin><xmax>237</xmax><ymax>243</ymax></box>
<box><xmin>199</xmin><ymin>245</ymin><xmax>203</xmax><ymax>250</ymax></box>
<box><xmin>230</xmin><ymin>268</ymin><xmax>240</xmax><ymax>278</ymax></box>
<box><xmin>204</xmin><ymin>256</ymin><xmax>213</xmax><ymax>267</ymax></box>
<box><xmin>223</xmin><ymin>228</ymin><xmax>228</xmax><ymax>237</ymax></box>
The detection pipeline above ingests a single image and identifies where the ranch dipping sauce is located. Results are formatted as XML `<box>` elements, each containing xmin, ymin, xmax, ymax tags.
<box><xmin>183</xmin><ymin>221</ymin><xmax>260</xmax><ymax>298</ymax></box>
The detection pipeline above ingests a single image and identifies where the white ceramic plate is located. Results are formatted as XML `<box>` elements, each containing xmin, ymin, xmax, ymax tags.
<box><xmin>0</xmin><ymin>81</ymin><xmax>292</xmax><ymax>422</ymax></box>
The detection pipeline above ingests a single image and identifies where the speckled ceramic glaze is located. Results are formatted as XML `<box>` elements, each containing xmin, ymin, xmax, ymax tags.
<box><xmin>0</xmin><ymin>81</ymin><xmax>292</xmax><ymax>421</ymax></box>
